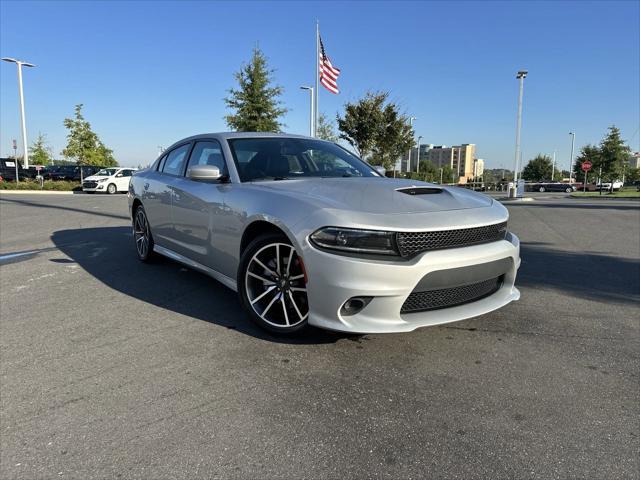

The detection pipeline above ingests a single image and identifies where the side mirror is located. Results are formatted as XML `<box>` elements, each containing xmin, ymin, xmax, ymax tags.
<box><xmin>374</xmin><ymin>166</ymin><xmax>386</xmax><ymax>176</ymax></box>
<box><xmin>187</xmin><ymin>165</ymin><xmax>222</xmax><ymax>182</ymax></box>
<box><xmin>116</xmin><ymin>173</ymin><xmax>123</xmax><ymax>177</ymax></box>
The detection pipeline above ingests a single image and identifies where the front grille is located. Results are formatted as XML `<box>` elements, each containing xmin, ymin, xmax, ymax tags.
<box><xmin>396</xmin><ymin>222</ymin><xmax>507</xmax><ymax>257</ymax></box>
<box><xmin>400</xmin><ymin>276</ymin><xmax>502</xmax><ymax>314</ymax></box>
<box><xmin>83</xmin><ymin>181</ymin><xmax>98</xmax><ymax>188</ymax></box>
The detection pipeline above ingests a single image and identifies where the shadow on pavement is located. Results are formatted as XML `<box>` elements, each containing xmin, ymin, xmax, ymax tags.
<box><xmin>519</xmin><ymin>242</ymin><xmax>640</xmax><ymax>305</ymax></box>
<box><xmin>51</xmin><ymin>227</ymin><xmax>355</xmax><ymax>345</ymax></box>
<box><xmin>0</xmin><ymin>197</ymin><xmax>130</xmax><ymax>220</ymax></box>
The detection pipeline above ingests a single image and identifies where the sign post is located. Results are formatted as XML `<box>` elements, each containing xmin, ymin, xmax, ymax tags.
<box><xmin>581</xmin><ymin>160</ymin><xmax>592</xmax><ymax>193</ymax></box>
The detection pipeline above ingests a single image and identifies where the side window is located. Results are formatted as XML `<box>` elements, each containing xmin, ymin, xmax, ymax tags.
<box><xmin>121</xmin><ymin>170</ymin><xmax>132</xmax><ymax>177</ymax></box>
<box><xmin>157</xmin><ymin>154</ymin><xmax>167</xmax><ymax>171</ymax></box>
<box><xmin>162</xmin><ymin>144</ymin><xmax>191</xmax><ymax>176</ymax></box>
<box><xmin>186</xmin><ymin>140</ymin><xmax>228</xmax><ymax>178</ymax></box>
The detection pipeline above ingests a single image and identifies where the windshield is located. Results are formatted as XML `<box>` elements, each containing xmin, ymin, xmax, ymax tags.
<box><xmin>95</xmin><ymin>168</ymin><xmax>118</xmax><ymax>176</ymax></box>
<box><xmin>227</xmin><ymin>137</ymin><xmax>379</xmax><ymax>182</ymax></box>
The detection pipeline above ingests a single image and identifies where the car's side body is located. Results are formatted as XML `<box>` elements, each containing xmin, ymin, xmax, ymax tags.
<box><xmin>129</xmin><ymin>133</ymin><xmax>520</xmax><ymax>334</ymax></box>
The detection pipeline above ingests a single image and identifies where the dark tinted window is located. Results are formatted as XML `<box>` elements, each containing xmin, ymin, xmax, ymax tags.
<box><xmin>120</xmin><ymin>169</ymin><xmax>133</xmax><ymax>177</ymax></box>
<box><xmin>162</xmin><ymin>144</ymin><xmax>190</xmax><ymax>176</ymax></box>
<box><xmin>227</xmin><ymin>137</ymin><xmax>378</xmax><ymax>182</ymax></box>
<box><xmin>186</xmin><ymin>141</ymin><xmax>228</xmax><ymax>178</ymax></box>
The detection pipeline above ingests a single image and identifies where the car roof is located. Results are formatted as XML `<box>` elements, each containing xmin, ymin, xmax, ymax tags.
<box><xmin>163</xmin><ymin>132</ymin><xmax>331</xmax><ymax>151</ymax></box>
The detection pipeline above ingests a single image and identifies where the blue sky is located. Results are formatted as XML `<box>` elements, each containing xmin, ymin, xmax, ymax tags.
<box><xmin>1</xmin><ymin>0</ymin><xmax>638</xmax><ymax>168</ymax></box>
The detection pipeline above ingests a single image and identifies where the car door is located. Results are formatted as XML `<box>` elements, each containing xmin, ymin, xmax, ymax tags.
<box><xmin>141</xmin><ymin>143</ymin><xmax>192</xmax><ymax>246</ymax></box>
<box><xmin>116</xmin><ymin>169</ymin><xmax>133</xmax><ymax>191</ymax></box>
<box><xmin>169</xmin><ymin>139</ymin><xmax>230</xmax><ymax>271</ymax></box>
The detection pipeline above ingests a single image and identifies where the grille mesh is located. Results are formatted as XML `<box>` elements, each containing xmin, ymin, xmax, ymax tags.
<box><xmin>83</xmin><ymin>181</ymin><xmax>98</xmax><ymax>189</ymax></box>
<box><xmin>400</xmin><ymin>276</ymin><xmax>502</xmax><ymax>314</ymax></box>
<box><xmin>396</xmin><ymin>222</ymin><xmax>507</xmax><ymax>257</ymax></box>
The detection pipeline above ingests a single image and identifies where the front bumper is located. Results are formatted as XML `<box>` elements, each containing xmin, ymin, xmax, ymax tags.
<box><xmin>303</xmin><ymin>232</ymin><xmax>521</xmax><ymax>334</ymax></box>
<box><xmin>82</xmin><ymin>181</ymin><xmax>106</xmax><ymax>192</ymax></box>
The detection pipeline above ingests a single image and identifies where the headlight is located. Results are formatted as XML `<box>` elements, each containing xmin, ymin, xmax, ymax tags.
<box><xmin>97</xmin><ymin>178</ymin><xmax>108</xmax><ymax>182</ymax></box>
<box><xmin>310</xmin><ymin>227</ymin><xmax>398</xmax><ymax>255</ymax></box>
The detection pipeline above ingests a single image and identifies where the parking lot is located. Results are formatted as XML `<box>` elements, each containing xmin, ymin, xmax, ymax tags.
<box><xmin>1</xmin><ymin>192</ymin><xmax>638</xmax><ymax>479</ymax></box>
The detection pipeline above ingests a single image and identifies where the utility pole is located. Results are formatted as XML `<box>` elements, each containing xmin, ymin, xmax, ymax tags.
<box><xmin>416</xmin><ymin>135</ymin><xmax>422</xmax><ymax>173</ymax></box>
<box><xmin>569</xmin><ymin>132</ymin><xmax>576</xmax><ymax>184</ymax></box>
<box><xmin>552</xmin><ymin>151</ymin><xmax>556</xmax><ymax>181</ymax></box>
<box><xmin>300</xmin><ymin>86</ymin><xmax>314</xmax><ymax>137</ymax></box>
<box><xmin>2</xmin><ymin>57</ymin><xmax>36</xmax><ymax>169</ymax></box>
<box><xmin>512</xmin><ymin>70</ymin><xmax>527</xmax><ymax>197</ymax></box>
<box><xmin>407</xmin><ymin>117</ymin><xmax>416</xmax><ymax>173</ymax></box>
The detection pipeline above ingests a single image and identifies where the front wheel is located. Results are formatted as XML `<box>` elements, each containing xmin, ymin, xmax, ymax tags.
<box><xmin>538</xmin><ymin>186</ymin><xmax>545</xmax><ymax>192</ymax></box>
<box><xmin>565</xmin><ymin>187</ymin><xmax>573</xmax><ymax>193</ymax></box>
<box><xmin>238</xmin><ymin>233</ymin><xmax>309</xmax><ymax>334</ymax></box>
<box><xmin>107</xmin><ymin>183</ymin><xmax>117</xmax><ymax>194</ymax></box>
<box><xmin>133</xmin><ymin>205</ymin><xmax>155</xmax><ymax>262</ymax></box>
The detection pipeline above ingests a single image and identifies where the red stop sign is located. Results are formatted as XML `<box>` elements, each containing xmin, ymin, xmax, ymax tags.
<box><xmin>581</xmin><ymin>160</ymin><xmax>592</xmax><ymax>172</ymax></box>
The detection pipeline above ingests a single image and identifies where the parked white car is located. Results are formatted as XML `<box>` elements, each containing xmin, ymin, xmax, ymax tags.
<box><xmin>82</xmin><ymin>168</ymin><xmax>137</xmax><ymax>194</ymax></box>
<box><xmin>596</xmin><ymin>180</ymin><xmax>623</xmax><ymax>191</ymax></box>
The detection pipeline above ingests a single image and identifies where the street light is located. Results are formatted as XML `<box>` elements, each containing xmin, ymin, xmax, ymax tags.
<box><xmin>568</xmin><ymin>132</ymin><xmax>576</xmax><ymax>184</ymax></box>
<box><xmin>416</xmin><ymin>135</ymin><xmax>423</xmax><ymax>173</ymax></box>
<box><xmin>300</xmin><ymin>86</ymin><xmax>314</xmax><ymax>137</ymax></box>
<box><xmin>512</xmin><ymin>70</ymin><xmax>527</xmax><ymax>197</ymax></box>
<box><xmin>2</xmin><ymin>57</ymin><xmax>36</xmax><ymax>169</ymax></box>
<box><xmin>407</xmin><ymin>117</ymin><xmax>416</xmax><ymax>173</ymax></box>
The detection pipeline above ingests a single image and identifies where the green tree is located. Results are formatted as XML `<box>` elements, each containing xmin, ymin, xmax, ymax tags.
<box><xmin>62</xmin><ymin>104</ymin><xmax>118</xmax><ymax>166</ymax></box>
<box><xmin>29</xmin><ymin>132</ymin><xmax>53</xmax><ymax>165</ymax></box>
<box><xmin>224</xmin><ymin>47</ymin><xmax>288</xmax><ymax>132</ymax></box>
<box><xmin>316</xmin><ymin>112</ymin><xmax>338</xmax><ymax>142</ymax></box>
<box><xmin>598</xmin><ymin>125</ymin><xmax>630</xmax><ymax>186</ymax></box>
<box><xmin>337</xmin><ymin>91</ymin><xmax>414</xmax><ymax>170</ymax></box>
<box><xmin>522</xmin><ymin>154</ymin><xmax>561</xmax><ymax>181</ymax></box>
<box><xmin>573</xmin><ymin>144</ymin><xmax>600</xmax><ymax>183</ymax></box>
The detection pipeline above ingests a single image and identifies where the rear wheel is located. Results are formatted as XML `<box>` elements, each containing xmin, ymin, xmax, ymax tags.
<box><xmin>107</xmin><ymin>183</ymin><xmax>117</xmax><ymax>194</ymax></box>
<box><xmin>565</xmin><ymin>187</ymin><xmax>573</xmax><ymax>193</ymax></box>
<box><xmin>238</xmin><ymin>233</ymin><xmax>309</xmax><ymax>334</ymax></box>
<box><xmin>133</xmin><ymin>205</ymin><xmax>155</xmax><ymax>262</ymax></box>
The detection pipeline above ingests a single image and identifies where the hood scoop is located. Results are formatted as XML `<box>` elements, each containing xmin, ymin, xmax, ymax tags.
<box><xmin>396</xmin><ymin>186</ymin><xmax>443</xmax><ymax>196</ymax></box>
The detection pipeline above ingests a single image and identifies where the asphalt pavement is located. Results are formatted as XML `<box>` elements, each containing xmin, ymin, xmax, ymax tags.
<box><xmin>1</xmin><ymin>192</ymin><xmax>638</xmax><ymax>479</ymax></box>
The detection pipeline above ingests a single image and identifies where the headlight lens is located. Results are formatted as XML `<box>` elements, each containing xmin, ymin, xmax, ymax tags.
<box><xmin>97</xmin><ymin>178</ymin><xmax>108</xmax><ymax>182</ymax></box>
<box><xmin>310</xmin><ymin>227</ymin><xmax>398</xmax><ymax>255</ymax></box>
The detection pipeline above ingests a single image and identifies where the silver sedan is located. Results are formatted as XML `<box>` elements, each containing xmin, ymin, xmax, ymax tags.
<box><xmin>128</xmin><ymin>133</ymin><xmax>520</xmax><ymax>334</ymax></box>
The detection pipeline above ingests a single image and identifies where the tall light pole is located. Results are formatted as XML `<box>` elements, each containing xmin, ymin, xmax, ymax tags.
<box><xmin>568</xmin><ymin>132</ymin><xmax>576</xmax><ymax>184</ymax></box>
<box><xmin>407</xmin><ymin>116</ymin><xmax>416</xmax><ymax>173</ymax></box>
<box><xmin>416</xmin><ymin>135</ymin><xmax>423</xmax><ymax>173</ymax></box>
<box><xmin>2</xmin><ymin>57</ymin><xmax>36</xmax><ymax>169</ymax></box>
<box><xmin>512</xmin><ymin>70</ymin><xmax>527</xmax><ymax>197</ymax></box>
<box><xmin>300</xmin><ymin>86</ymin><xmax>314</xmax><ymax>137</ymax></box>
<box><xmin>551</xmin><ymin>150</ymin><xmax>556</xmax><ymax>181</ymax></box>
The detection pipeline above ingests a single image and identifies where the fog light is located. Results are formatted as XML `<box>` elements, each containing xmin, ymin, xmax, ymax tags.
<box><xmin>340</xmin><ymin>296</ymin><xmax>373</xmax><ymax>316</ymax></box>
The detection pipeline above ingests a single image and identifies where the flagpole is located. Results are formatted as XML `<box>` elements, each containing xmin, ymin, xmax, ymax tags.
<box><xmin>314</xmin><ymin>20</ymin><xmax>319</xmax><ymax>138</ymax></box>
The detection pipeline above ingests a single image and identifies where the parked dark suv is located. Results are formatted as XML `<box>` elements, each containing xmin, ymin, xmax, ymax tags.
<box><xmin>45</xmin><ymin>165</ymin><xmax>103</xmax><ymax>181</ymax></box>
<box><xmin>0</xmin><ymin>157</ymin><xmax>35</xmax><ymax>181</ymax></box>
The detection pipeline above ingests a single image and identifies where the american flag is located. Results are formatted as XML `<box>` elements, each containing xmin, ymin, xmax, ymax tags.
<box><xmin>319</xmin><ymin>36</ymin><xmax>341</xmax><ymax>94</ymax></box>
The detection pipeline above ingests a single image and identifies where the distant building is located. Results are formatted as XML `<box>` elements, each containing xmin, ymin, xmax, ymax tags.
<box><xmin>628</xmin><ymin>152</ymin><xmax>640</xmax><ymax>169</ymax></box>
<box><xmin>423</xmin><ymin>144</ymin><xmax>477</xmax><ymax>183</ymax></box>
<box><xmin>474</xmin><ymin>158</ymin><xmax>485</xmax><ymax>179</ymax></box>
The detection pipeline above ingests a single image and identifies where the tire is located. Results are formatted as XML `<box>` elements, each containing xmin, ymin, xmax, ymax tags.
<box><xmin>132</xmin><ymin>204</ymin><xmax>155</xmax><ymax>262</ymax></box>
<box><xmin>565</xmin><ymin>187</ymin><xmax>573</xmax><ymax>193</ymax></box>
<box><xmin>538</xmin><ymin>186</ymin><xmax>545</xmax><ymax>192</ymax></box>
<box><xmin>107</xmin><ymin>183</ymin><xmax>117</xmax><ymax>194</ymax></box>
<box><xmin>238</xmin><ymin>233</ymin><xmax>309</xmax><ymax>334</ymax></box>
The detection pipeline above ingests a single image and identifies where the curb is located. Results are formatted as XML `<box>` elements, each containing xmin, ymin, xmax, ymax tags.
<box><xmin>497</xmin><ymin>197</ymin><xmax>535</xmax><ymax>202</ymax></box>
<box><xmin>0</xmin><ymin>190</ymin><xmax>84</xmax><ymax>195</ymax></box>
<box><xmin>569</xmin><ymin>194</ymin><xmax>640</xmax><ymax>201</ymax></box>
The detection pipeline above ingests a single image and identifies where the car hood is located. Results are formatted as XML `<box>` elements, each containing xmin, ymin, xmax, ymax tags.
<box><xmin>252</xmin><ymin>177</ymin><xmax>493</xmax><ymax>214</ymax></box>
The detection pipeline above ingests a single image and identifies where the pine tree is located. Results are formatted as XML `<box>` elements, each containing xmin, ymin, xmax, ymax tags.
<box><xmin>224</xmin><ymin>47</ymin><xmax>288</xmax><ymax>132</ymax></box>
<box><xmin>29</xmin><ymin>132</ymin><xmax>53</xmax><ymax>165</ymax></box>
<box><xmin>62</xmin><ymin>104</ymin><xmax>118</xmax><ymax>166</ymax></box>
<box><xmin>598</xmin><ymin>125</ymin><xmax>630</xmax><ymax>185</ymax></box>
